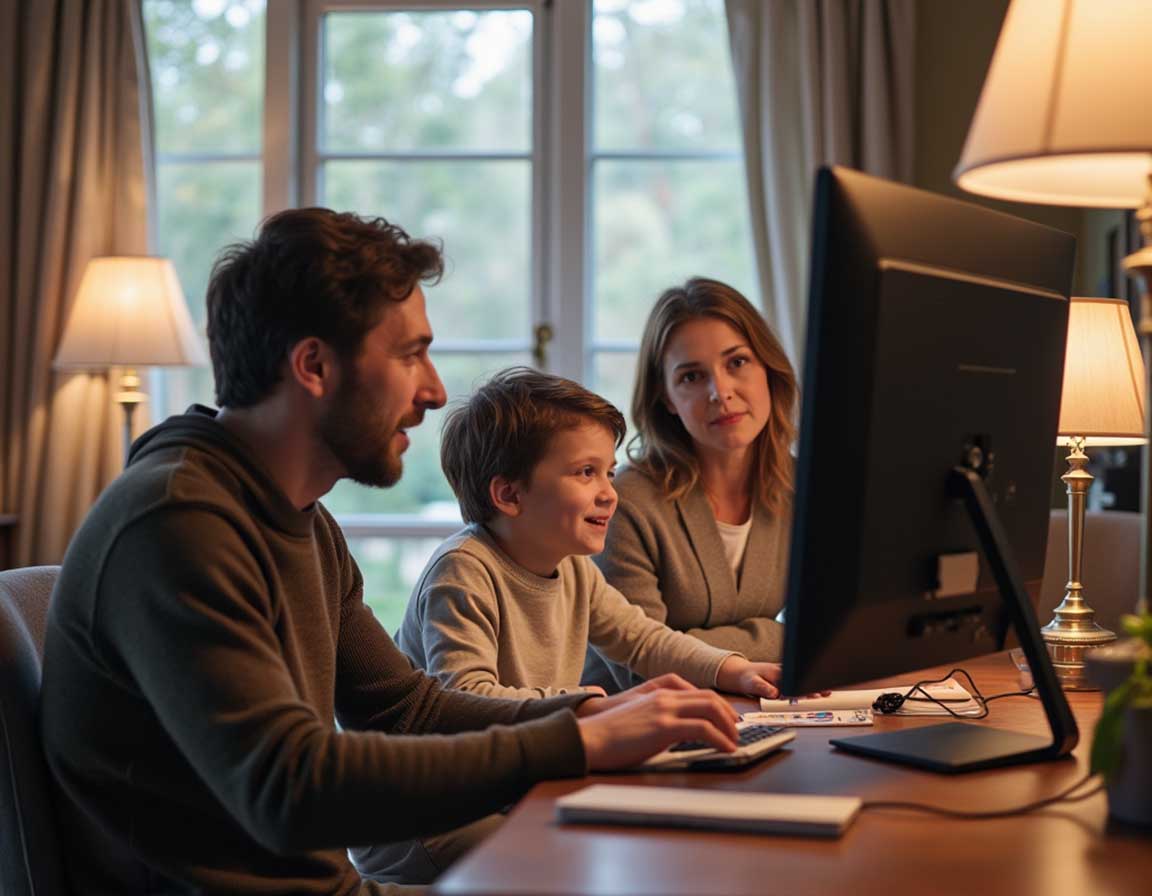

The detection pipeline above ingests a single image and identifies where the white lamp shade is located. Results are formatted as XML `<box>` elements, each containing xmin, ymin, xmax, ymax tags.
<box><xmin>1057</xmin><ymin>298</ymin><xmax>1146</xmax><ymax>445</ymax></box>
<box><xmin>54</xmin><ymin>256</ymin><xmax>208</xmax><ymax>369</ymax></box>
<box><xmin>955</xmin><ymin>0</ymin><xmax>1152</xmax><ymax>207</ymax></box>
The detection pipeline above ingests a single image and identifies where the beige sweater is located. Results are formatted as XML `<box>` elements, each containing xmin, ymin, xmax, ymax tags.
<box><xmin>396</xmin><ymin>524</ymin><xmax>737</xmax><ymax>698</ymax></box>
<box><xmin>588</xmin><ymin>465</ymin><xmax>791</xmax><ymax>690</ymax></box>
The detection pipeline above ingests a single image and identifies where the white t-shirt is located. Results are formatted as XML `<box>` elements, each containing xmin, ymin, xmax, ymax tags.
<box><xmin>714</xmin><ymin>516</ymin><xmax>753</xmax><ymax>580</ymax></box>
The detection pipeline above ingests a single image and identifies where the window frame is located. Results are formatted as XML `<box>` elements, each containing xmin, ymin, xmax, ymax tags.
<box><xmin>157</xmin><ymin>0</ymin><xmax>749</xmax><ymax>547</ymax></box>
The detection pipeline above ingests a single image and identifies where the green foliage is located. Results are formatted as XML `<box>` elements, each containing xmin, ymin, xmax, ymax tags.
<box><xmin>1091</xmin><ymin>612</ymin><xmax>1152</xmax><ymax>780</ymax></box>
<box><xmin>142</xmin><ymin>0</ymin><xmax>756</xmax><ymax>615</ymax></box>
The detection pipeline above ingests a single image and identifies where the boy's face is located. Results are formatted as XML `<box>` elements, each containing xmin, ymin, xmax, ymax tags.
<box><xmin>505</xmin><ymin>423</ymin><xmax>619</xmax><ymax>573</ymax></box>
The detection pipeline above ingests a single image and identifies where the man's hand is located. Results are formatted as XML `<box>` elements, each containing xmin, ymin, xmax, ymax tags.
<box><xmin>575</xmin><ymin>687</ymin><xmax>740</xmax><ymax>771</ymax></box>
<box><xmin>574</xmin><ymin>673</ymin><xmax>696</xmax><ymax>717</ymax></box>
<box><xmin>715</xmin><ymin>656</ymin><xmax>782</xmax><ymax>699</ymax></box>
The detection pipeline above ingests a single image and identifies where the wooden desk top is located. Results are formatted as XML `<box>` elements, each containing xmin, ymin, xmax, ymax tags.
<box><xmin>435</xmin><ymin>653</ymin><xmax>1151</xmax><ymax>896</ymax></box>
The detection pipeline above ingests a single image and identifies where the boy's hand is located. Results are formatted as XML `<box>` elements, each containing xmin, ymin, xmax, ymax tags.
<box><xmin>575</xmin><ymin>688</ymin><xmax>740</xmax><ymax>771</ymax></box>
<box><xmin>715</xmin><ymin>656</ymin><xmax>782</xmax><ymax>699</ymax></box>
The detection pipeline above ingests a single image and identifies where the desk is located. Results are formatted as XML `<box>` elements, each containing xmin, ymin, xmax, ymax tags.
<box><xmin>436</xmin><ymin>653</ymin><xmax>1151</xmax><ymax>896</ymax></box>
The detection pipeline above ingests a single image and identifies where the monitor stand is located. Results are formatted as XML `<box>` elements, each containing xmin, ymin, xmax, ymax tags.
<box><xmin>829</xmin><ymin>466</ymin><xmax>1079</xmax><ymax>773</ymax></box>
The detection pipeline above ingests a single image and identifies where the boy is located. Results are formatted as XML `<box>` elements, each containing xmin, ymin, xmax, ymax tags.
<box><xmin>395</xmin><ymin>367</ymin><xmax>783</xmax><ymax>699</ymax></box>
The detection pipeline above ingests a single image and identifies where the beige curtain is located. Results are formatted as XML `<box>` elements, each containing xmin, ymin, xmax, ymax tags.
<box><xmin>0</xmin><ymin>0</ymin><xmax>153</xmax><ymax>566</ymax></box>
<box><xmin>725</xmin><ymin>0</ymin><xmax>916</xmax><ymax>364</ymax></box>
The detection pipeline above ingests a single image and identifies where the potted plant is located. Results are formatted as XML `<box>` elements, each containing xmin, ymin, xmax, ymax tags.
<box><xmin>1086</xmin><ymin>611</ymin><xmax>1152</xmax><ymax>827</ymax></box>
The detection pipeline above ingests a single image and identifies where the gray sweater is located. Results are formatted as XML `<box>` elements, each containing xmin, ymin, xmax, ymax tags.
<box><xmin>588</xmin><ymin>465</ymin><xmax>790</xmax><ymax>690</ymax></box>
<box><xmin>396</xmin><ymin>524</ymin><xmax>736</xmax><ymax>698</ymax></box>
<box><xmin>41</xmin><ymin>408</ymin><xmax>589</xmax><ymax>895</ymax></box>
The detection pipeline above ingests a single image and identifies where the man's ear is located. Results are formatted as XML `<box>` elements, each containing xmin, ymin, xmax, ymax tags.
<box><xmin>489</xmin><ymin>475</ymin><xmax>524</xmax><ymax>518</ymax></box>
<box><xmin>286</xmin><ymin>337</ymin><xmax>336</xmax><ymax>399</ymax></box>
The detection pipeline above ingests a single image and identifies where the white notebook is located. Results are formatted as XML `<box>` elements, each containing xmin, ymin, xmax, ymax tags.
<box><xmin>556</xmin><ymin>784</ymin><xmax>861</xmax><ymax>837</ymax></box>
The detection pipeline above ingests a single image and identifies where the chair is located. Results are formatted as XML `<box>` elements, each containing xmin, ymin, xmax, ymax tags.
<box><xmin>1039</xmin><ymin>509</ymin><xmax>1141</xmax><ymax>636</ymax></box>
<box><xmin>0</xmin><ymin>566</ymin><xmax>69</xmax><ymax>895</ymax></box>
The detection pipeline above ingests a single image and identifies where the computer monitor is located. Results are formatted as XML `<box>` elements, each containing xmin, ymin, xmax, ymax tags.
<box><xmin>781</xmin><ymin>166</ymin><xmax>1079</xmax><ymax>773</ymax></box>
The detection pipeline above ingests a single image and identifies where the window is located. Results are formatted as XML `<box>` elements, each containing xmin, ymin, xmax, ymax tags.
<box><xmin>144</xmin><ymin>0</ymin><xmax>755</xmax><ymax>629</ymax></box>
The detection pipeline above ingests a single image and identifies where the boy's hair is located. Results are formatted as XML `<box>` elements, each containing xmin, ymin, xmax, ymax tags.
<box><xmin>441</xmin><ymin>367</ymin><xmax>626</xmax><ymax>523</ymax></box>
<box><xmin>207</xmin><ymin>207</ymin><xmax>444</xmax><ymax>408</ymax></box>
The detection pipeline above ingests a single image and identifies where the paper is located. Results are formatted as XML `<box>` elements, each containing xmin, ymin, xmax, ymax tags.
<box><xmin>761</xmin><ymin>679</ymin><xmax>982</xmax><ymax>717</ymax></box>
<box><xmin>742</xmin><ymin>709</ymin><xmax>874</xmax><ymax>727</ymax></box>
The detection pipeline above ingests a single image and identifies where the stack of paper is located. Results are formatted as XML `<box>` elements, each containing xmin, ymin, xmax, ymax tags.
<box><xmin>758</xmin><ymin>679</ymin><xmax>982</xmax><ymax>719</ymax></box>
<box><xmin>742</xmin><ymin>708</ymin><xmax>874</xmax><ymax>727</ymax></box>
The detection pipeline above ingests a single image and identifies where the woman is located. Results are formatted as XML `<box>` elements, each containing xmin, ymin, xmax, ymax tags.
<box><xmin>587</xmin><ymin>277</ymin><xmax>798</xmax><ymax>691</ymax></box>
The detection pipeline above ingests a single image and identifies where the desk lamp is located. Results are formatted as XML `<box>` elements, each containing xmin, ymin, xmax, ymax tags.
<box><xmin>953</xmin><ymin>0</ymin><xmax>1152</xmax><ymax>626</ymax></box>
<box><xmin>54</xmin><ymin>256</ymin><xmax>207</xmax><ymax>464</ymax></box>
<box><xmin>1043</xmin><ymin>298</ymin><xmax>1145</xmax><ymax>688</ymax></box>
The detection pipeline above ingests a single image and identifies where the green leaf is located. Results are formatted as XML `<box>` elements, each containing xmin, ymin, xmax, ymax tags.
<box><xmin>1120</xmin><ymin>613</ymin><xmax>1152</xmax><ymax>647</ymax></box>
<box><xmin>1092</xmin><ymin>680</ymin><xmax>1134</xmax><ymax>779</ymax></box>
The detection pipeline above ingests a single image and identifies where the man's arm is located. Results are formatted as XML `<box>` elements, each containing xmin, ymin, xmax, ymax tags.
<box><xmin>101</xmin><ymin>509</ymin><xmax>587</xmax><ymax>853</ymax></box>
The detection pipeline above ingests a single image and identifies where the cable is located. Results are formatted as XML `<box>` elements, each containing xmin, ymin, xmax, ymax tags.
<box><xmin>870</xmin><ymin>668</ymin><xmax>1034</xmax><ymax>719</ymax></box>
<box><xmin>860</xmin><ymin>668</ymin><xmax>1099</xmax><ymax>818</ymax></box>
<box><xmin>862</xmin><ymin>772</ymin><xmax>1103</xmax><ymax>819</ymax></box>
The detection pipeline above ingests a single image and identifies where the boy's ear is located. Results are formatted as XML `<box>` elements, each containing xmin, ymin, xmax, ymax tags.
<box><xmin>489</xmin><ymin>475</ymin><xmax>524</xmax><ymax>518</ymax></box>
<box><xmin>287</xmin><ymin>337</ymin><xmax>337</xmax><ymax>399</ymax></box>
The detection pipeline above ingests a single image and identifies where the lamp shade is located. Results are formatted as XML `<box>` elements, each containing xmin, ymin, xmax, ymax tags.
<box><xmin>54</xmin><ymin>256</ymin><xmax>208</xmax><ymax>369</ymax></box>
<box><xmin>954</xmin><ymin>0</ymin><xmax>1152</xmax><ymax>207</ymax></box>
<box><xmin>1057</xmin><ymin>297</ymin><xmax>1146</xmax><ymax>445</ymax></box>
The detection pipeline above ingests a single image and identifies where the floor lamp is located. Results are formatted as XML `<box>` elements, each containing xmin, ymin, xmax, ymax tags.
<box><xmin>953</xmin><ymin>0</ymin><xmax>1152</xmax><ymax>630</ymax></box>
<box><xmin>53</xmin><ymin>256</ymin><xmax>208</xmax><ymax>465</ymax></box>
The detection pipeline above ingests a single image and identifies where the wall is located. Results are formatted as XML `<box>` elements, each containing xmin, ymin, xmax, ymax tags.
<box><xmin>913</xmin><ymin>0</ymin><xmax>1092</xmax><ymax>294</ymax></box>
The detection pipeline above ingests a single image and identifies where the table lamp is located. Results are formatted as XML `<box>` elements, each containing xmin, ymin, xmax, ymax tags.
<box><xmin>54</xmin><ymin>256</ymin><xmax>208</xmax><ymax>464</ymax></box>
<box><xmin>953</xmin><ymin>0</ymin><xmax>1152</xmax><ymax>626</ymax></box>
<box><xmin>1042</xmin><ymin>298</ymin><xmax>1146</xmax><ymax>688</ymax></box>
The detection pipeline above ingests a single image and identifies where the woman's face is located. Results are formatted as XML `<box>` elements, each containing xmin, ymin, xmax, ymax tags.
<box><xmin>661</xmin><ymin>317</ymin><xmax>773</xmax><ymax>462</ymax></box>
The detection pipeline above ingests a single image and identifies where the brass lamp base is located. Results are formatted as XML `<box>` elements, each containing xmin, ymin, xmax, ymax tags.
<box><xmin>1040</xmin><ymin>435</ymin><xmax>1117</xmax><ymax>690</ymax></box>
<box><xmin>1040</xmin><ymin>622</ymin><xmax>1116</xmax><ymax>690</ymax></box>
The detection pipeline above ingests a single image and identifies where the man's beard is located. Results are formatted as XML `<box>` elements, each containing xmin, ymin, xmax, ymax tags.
<box><xmin>319</xmin><ymin>370</ymin><xmax>409</xmax><ymax>488</ymax></box>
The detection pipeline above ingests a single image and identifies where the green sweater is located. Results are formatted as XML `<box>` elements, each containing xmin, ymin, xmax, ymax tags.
<box><xmin>40</xmin><ymin>407</ymin><xmax>588</xmax><ymax>895</ymax></box>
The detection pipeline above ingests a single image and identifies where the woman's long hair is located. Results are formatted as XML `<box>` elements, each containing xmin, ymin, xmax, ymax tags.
<box><xmin>628</xmin><ymin>277</ymin><xmax>798</xmax><ymax>514</ymax></box>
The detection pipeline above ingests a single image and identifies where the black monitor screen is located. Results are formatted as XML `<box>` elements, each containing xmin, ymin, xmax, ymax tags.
<box><xmin>780</xmin><ymin>167</ymin><xmax>1078</xmax><ymax>772</ymax></box>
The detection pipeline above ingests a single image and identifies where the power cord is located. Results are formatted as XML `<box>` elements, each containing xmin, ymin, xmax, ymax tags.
<box><xmin>862</xmin><ymin>772</ymin><xmax>1103</xmax><ymax>818</ymax></box>
<box><xmin>864</xmin><ymin>666</ymin><xmax>1098</xmax><ymax>818</ymax></box>
<box><xmin>870</xmin><ymin>667</ymin><xmax>1034</xmax><ymax>719</ymax></box>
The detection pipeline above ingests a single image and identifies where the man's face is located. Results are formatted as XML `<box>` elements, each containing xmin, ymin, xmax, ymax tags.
<box><xmin>319</xmin><ymin>286</ymin><xmax>446</xmax><ymax>487</ymax></box>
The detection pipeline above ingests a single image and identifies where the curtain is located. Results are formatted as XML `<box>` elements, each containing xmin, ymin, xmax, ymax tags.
<box><xmin>0</xmin><ymin>0</ymin><xmax>154</xmax><ymax>566</ymax></box>
<box><xmin>725</xmin><ymin>0</ymin><xmax>916</xmax><ymax>364</ymax></box>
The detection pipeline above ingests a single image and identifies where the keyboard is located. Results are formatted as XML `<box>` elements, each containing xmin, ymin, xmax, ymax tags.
<box><xmin>635</xmin><ymin>721</ymin><xmax>795</xmax><ymax>771</ymax></box>
<box><xmin>668</xmin><ymin>723</ymin><xmax>785</xmax><ymax>753</ymax></box>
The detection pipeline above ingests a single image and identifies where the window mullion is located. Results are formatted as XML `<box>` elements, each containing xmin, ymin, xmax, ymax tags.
<box><xmin>543</xmin><ymin>0</ymin><xmax>590</xmax><ymax>382</ymax></box>
<box><xmin>264</xmin><ymin>0</ymin><xmax>301</xmax><ymax>214</ymax></box>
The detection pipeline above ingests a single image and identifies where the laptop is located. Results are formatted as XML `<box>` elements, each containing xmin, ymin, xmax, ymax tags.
<box><xmin>634</xmin><ymin>721</ymin><xmax>795</xmax><ymax>771</ymax></box>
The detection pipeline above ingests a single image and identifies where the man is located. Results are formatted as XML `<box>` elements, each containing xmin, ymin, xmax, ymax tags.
<box><xmin>40</xmin><ymin>208</ymin><xmax>744</xmax><ymax>894</ymax></box>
